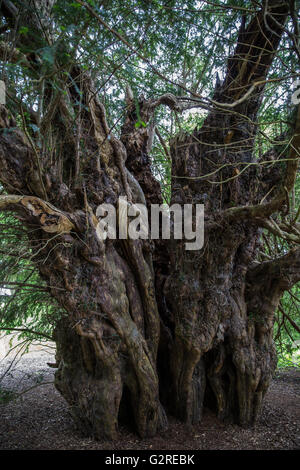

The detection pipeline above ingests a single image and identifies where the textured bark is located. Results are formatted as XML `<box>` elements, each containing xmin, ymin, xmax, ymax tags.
<box><xmin>0</xmin><ymin>0</ymin><xmax>298</xmax><ymax>440</ymax></box>
<box><xmin>161</xmin><ymin>2</ymin><xmax>292</xmax><ymax>424</ymax></box>
<box><xmin>161</xmin><ymin>0</ymin><xmax>292</xmax><ymax>425</ymax></box>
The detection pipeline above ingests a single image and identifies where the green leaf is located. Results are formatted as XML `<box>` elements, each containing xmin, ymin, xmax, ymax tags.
<box><xmin>135</xmin><ymin>121</ymin><xmax>147</xmax><ymax>129</ymax></box>
<box><xmin>19</xmin><ymin>26</ymin><xmax>29</xmax><ymax>35</ymax></box>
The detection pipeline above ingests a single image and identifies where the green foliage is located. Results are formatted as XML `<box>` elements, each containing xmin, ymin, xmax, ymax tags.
<box><xmin>18</xmin><ymin>26</ymin><xmax>29</xmax><ymax>35</ymax></box>
<box><xmin>0</xmin><ymin>211</ymin><xmax>65</xmax><ymax>344</ymax></box>
<box><xmin>275</xmin><ymin>286</ymin><xmax>300</xmax><ymax>369</ymax></box>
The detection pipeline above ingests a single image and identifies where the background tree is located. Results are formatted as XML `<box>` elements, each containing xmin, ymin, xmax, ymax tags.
<box><xmin>0</xmin><ymin>0</ymin><xmax>299</xmax><ymax>439</ymax></box>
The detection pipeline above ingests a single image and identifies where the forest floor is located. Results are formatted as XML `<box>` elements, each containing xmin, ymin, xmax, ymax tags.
<box><xmin>0</xmin><ymin>349</ymin><xmax>299</xmax><ymax>450</ymax></box>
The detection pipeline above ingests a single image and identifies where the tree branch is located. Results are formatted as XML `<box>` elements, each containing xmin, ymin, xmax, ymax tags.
<box><xmin>0</xmin><ymin>195</ymin><xmax>74</xmax><ymax>234</ymax></box>
<box><xmin>247</xmin><ymin>248</ymin><xmax>300</xmax><ymax>292</ymax></box>
<box><xmin>222</xmin><ymin>104</ymin><xmax>300</xmax><ymax>223</ymax></box>
<box><xmin>277</xmin><ymin>305</ymin><xmax>300</xmax><ymax>335</ymax></box>
<box><xmin>0</xmin><ymin>41</ymin><xmax>31</xmax><ymax>68</ymax></box>
<box><xmin>0</xmin><ymin>327</ymin><xmax>53</xmax><ymax>341</ymax></box>
<box><xmin>220</xmin><ymin>0</ymin><xmax>289</xmax><ymax>107</ymax></box>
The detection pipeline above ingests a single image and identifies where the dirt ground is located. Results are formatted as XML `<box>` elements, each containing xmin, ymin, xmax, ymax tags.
<box><xmin>0</xmin><ymin>350</ymin><xmax>299</xmax><ymax>450</ymax></box>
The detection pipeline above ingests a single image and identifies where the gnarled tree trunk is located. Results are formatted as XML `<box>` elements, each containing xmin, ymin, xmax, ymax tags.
<box><xmin>0</xmin><ymin>0</ymin><xmax>299</xmax><ymax>440</ymax></box>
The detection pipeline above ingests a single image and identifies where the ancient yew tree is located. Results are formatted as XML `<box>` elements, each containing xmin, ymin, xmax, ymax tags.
<box><xmin>0</xmin><ymin>0</ymin><xmax>299</xmax><ymax>439</ymax></box>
